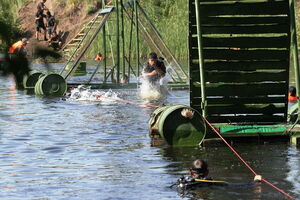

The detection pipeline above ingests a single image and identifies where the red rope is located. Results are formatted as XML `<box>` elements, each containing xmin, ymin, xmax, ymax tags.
<box><xmin>99</xmin><ymin>96</ymin><xmax>160</xmax><ymax>108</ymax></box>
<box><xmin>204</xmin><ymin>118</ymin><xmax>294</xmax><ymax>199</ymax></box>
<box><xmin>91</xmin><ymin>95</ymin><xmax>295</xmax><ymax>199</ymax></box>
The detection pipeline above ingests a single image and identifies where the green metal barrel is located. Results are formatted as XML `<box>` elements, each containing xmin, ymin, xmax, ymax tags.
<box><xmin>149</xmin><ymin>105</ymin><xmax>206</xmax><ymax>146</ymax></box>
<box><xmin>74</xmin><ymin>62</ymin><xmax>87</xmax><ymax>76</ymax></box>
<box><xmin>34</xmin><ymin>74</ymin><xmax>67</xmax><ymax>97</ymax></box>
<box><xmin>23</xmin><ymin>71</ymin><xmax>44</xmax><ymax>89</ymax></box>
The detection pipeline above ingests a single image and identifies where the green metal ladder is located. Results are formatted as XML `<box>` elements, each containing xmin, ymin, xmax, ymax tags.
<box><xmin>189</xmin><ymin>0</ymin><xmax>300</xmax><ymax>124</ymax></box>
<box><xmin>123</xmin><ymin>0</ymin><xmax>189</xmax><ymax>83</ymax></box>
<box><xmin>60</xmin><ymin>7</ymin><xmax>115</xmax><ymax>81</ymax></box>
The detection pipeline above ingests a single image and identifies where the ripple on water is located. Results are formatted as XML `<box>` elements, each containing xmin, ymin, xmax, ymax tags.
<box><xmin>42</xmin><ymin>146</ymin><xmax>65</xmax><ymax>153</ymax></box>
<box><xmin>0</xmin><ymin>78</ymin><xmax>299</xmax><ymax>199</ymax></box>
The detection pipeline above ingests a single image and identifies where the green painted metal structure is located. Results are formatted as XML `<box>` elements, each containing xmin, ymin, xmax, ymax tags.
<box><xmin>59</xmin><ymin>0</ymin><xmax>188</xmax><ymax>86</ymax></box>
<box><xmin>189</xmin><ymin>0</ymin><xmax>300</xmax><ymax>140</ymax></box>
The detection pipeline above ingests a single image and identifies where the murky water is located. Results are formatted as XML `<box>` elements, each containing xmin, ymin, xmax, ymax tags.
<box><xmin>0</xmin><ymin>77</ymin><xmax>299</xmax><ymax>200</ymax></box>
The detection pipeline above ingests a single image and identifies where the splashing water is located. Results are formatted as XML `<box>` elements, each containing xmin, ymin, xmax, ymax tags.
<box><xmin>68</xmin><ymin>85</ymin><xmax>119</xmax><ymax>103</ymax></box>
<box><xmin>139</xmin><ymin>65</ymin><xmax>171</xmax><ymax>101</ymax></box>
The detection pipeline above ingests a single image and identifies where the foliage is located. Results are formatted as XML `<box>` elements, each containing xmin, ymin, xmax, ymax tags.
<box><xmin>0</xmin><ymin>0</ymin><xmax>61</xmax><ymax>89</ymax></box>
<box><xmin>0</xmin><ymin>0</ymin><xmax>26</xmax><ymax>50</ymax></box>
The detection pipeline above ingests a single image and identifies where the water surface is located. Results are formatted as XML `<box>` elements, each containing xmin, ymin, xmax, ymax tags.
<box><xmin>0</xmin><ymin>77</ymin><xmax>299</xmax><ymax>200</ymax></box>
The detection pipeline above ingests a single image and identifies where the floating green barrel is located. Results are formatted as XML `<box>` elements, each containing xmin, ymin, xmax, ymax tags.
<box><xmin>148</xmin><ymin>105</ymin><xmax>206</xmax><ymax>146</ymax></box>
<box><xmin>34</xmin><ymin>73</ymin><xmax>67</xmax><ymax>97</ymax></box>
<box><xmin>23</xmin><ymin>71</ymin><xmax>44</xmax><ymax>89</ymax></box>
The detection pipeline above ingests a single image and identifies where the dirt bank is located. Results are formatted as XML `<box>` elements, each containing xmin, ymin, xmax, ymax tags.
<box><xmin>18</xmin><ymin>0</ymin><xmax>100</xmax><ymax>58</ymax></box>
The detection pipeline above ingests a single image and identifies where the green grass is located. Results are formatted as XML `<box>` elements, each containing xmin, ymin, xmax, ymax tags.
<box><xmin>0</xmin><ymin>0</ymin><xmax>28</xmax><ymax>50</ymax></box>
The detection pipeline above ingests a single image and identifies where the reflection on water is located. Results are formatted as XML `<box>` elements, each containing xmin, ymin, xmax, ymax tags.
<box><xmin>0</xmin><ymin>77</ymin><xmax>299</xmax><ymax>200</ymax></box>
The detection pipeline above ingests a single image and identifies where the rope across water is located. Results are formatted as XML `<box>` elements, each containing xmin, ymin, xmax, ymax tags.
<box><xmin>204</xmin><ymin>118</ymin><xmax>294</xmax><ymax>200</ymax></box>
<box><xmin>98</xmin><ymin>96</ymin><xmax>295</xmax><ymax>199</ymax></box>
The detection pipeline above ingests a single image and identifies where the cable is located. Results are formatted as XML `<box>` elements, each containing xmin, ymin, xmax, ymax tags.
<box><xmin>91</xmin><ymin>95</ymin><xmax>295</xmax><ymax>199</ymax></box>
<box><xmin>204</xmin><ymin>118</ymin><xmax>295</xmax><ymax>199</ymax></box>
<box><xmin>99</xmin><ymin>96</ymin><xmax>160</xmax><ymax>108</ymax></box>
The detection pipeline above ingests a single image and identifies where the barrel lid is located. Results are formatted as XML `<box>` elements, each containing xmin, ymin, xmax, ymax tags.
<box><xmin>36</xmin><ymin>73</ymin><xmax>67</xmax><ymax>96</ymax></box>
<box><xmin>159</xmin><ymin>105</ymin><xmax>206</xmax><ymax>146</ymax></box>
<box><xmin>23</xmin><ymin>71</ymin><xmax>44</xmax><ymax>88</ymax></box>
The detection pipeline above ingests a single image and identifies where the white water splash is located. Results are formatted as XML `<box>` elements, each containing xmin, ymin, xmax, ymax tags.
<box><xmin>286</xmin><ymin>147</ymin><xmax>300</xmax><ymax>196</ymax></box>
<box><xmin>68</xmin><ymin>85</ymin><xmax>119</xmax><ymax>103</ymax></box>
<box><xmin>138</xmin><ymin>65</ymin><xmax>171</xmax><ymax>101</ymax></box>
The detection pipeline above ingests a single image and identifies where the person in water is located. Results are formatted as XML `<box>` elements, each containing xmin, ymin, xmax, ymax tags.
<box><xmin>288</xmin><ymin>86</ymin><xmax>298</xmax><ymax>107</ymax></box>
<box><xmin>189</xmin><ymin>159</ymin><xmax>210</xmax><ymax>179</ymax></box>
<box><xmin>142</xmin><ymin>52</ymin><xmax>166</xmax><ymax>84</ymax></box>
<box><xmin>95</xmin><ymin>53</ymin><xmax>103</xmax><ymax>61</ymax></box>
<box><xmin>177</xmin><ymin>159</ymin><xmax>262</xmax><ymax>189</ymax></box>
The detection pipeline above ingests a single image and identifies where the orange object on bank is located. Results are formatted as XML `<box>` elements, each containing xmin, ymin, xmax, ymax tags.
<box><xmin>288</xmin><ymin>94</ymin><xmax>298</xmax><ymax>103</ymax></box>
<box><xmin>95</xmin><ymin>55</ymin><xmax>103</xmax><ymax>61</ymax></box>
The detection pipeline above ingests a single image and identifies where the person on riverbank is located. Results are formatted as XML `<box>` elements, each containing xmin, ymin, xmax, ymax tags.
<box><xmin>8</xmin><ymin>38</ymin><xmax>29</xmax><ymax>56</ymax></box>
<box><xmin>48</xmin><ymin>32</ymin><xmax>62</xmax><ymax>50</ymax></box>
<box><xmin>288</xmin><ymin>86</ymin><xmax>298</xmax><ymax>107</ymax></box>
<box><xmin>95</xmin><ymin>53</ymin><xmax>103</xmax><ymax>61</ymax></box>
<box><xmin>35</xmin><ymin>7</ymin><xmax>47</xmax><ymax>41</ymax></box>
<box><xmin>46</xmin><ymin>11</ymin><xmax>57</xmax><ymax>40</ymax></box>
<box><xmin>37</xmin><ymin>0</ymin><xmax>48</xmax><ymax>11</ymax></box>
<box><xmin>142</xmin><ymin>52</ymin><xmax>166</xmax><ymax>84</ymax></box>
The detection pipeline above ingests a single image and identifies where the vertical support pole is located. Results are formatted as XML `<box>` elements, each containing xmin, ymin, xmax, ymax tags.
<box><xmin>120</xmin><ymin>0</ymin><xmax>126</xmax><ymax>82</ymax></box>
<box><xmin>134</xmin><ymin>0</ymin><xmax>140</xmax><ymax>76</ymax></box>
<box><xmin>103</xmin><ymin>25</ymin><xmax>107</xmax><ymax>83</ymax></box>
<box><xmin>116</xmin><ymin>0</ymin><xmax>120</xmax><ymax>83</ymax></box>
<box><xmin>290</xmin><ymin>0</ymin><xmax>300</xmax><ymax>121</ymax></box>
<box><xmin>195</xmin><ymin>0</ymin><xmax>206</xmax><ymax>117</ymax></box>
<box><xmin>127</xmin><ymin>4</ymin><xmax>134</xmax><ymax>83</ymax></box>
<box><xmin>102</xmin><ymin>0</ymin><xmax>107</xmax><ymax>83</ymax></box>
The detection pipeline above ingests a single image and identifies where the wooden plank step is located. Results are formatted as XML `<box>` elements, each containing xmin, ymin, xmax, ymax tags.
<box><xmin>193</xmin><ymin>82</ymin><xmax>287</xmax><ymax>96</ymax></box>
<box><xmin>200</xmin><ymin>1</ymin><xmax>289</xmax><ymax>16</ymax></box>
<box><xmin>192</xmin><ymin>36</ymin><xmax>289</xmax><ymax>49</ymax></box>
<box><xmin>88</xmin><ymin>20</ymin><xmax>102</xmax><ymax>24</ymax></box>
<box><xmin>205</xmin><ymin>115</ymin><xmax>286</xmax><ymax>123</ymax></box>
<box><xmin>204</xmin><ymin>71</ymin><xmax>288</xmax><ymax>83</ymax></box>
<box><xmin>205</xmin><ymin>104</ymin><xmax>286</xmax><ymax>115</ymax></box>
<box><xmin>190</xmin><ymin>24</ymin><xmax>289</xmax><ymax>34</ymax></box>
<box><xmin>194</xmin><ymin>96</ymin><xmax>287</xmax><ymax>104</ymax></box>
<box><xmin>199</xmin><ymin>16</ymin><xmax>289</xmax><ymax>26</ymax></box>
<box><xmin>190</xmin><ymin>49</ymin><xmax>289</xmax><ymax>60</ymax></box>
<box><xmin>190</xmin><ymin>61</ymin><xmax>289</xmax><ymax>71</ymax></box>
<box><xmin>72</xmin><ymin>39</ymin><xmax>83</xmax><ymax>41</ymax></box>
<box><xmin>197</xmin><ymin>0</ymin><xmax>288</xmax><ymax>3</ymax></box>
<box><xmin>66</xmin><ymin>43</ymin><xmax>82</xmax><ymax>47</ymax></box>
